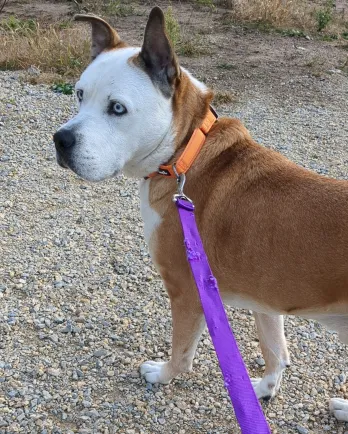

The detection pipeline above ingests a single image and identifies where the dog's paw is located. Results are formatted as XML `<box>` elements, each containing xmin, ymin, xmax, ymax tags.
<box><xmin>330</xmin><ymin>398</ymin><xmax>348</xmax><ymax>422</ymax></box>
<box><xmin>251</xmin><ymin>374</ymin><xmax>279</xmax><ymax>401</ymax></box>
<box><xmin>140</xmin><ymin>360</ymin><xmax>171</xmax><ymax>384</ymax></box>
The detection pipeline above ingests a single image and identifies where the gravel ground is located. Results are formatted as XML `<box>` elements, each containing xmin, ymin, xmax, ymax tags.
<box><xmin>1</xmin><ymin>67</ymin><xmax>348</xmax><ymax>434</ymax></box>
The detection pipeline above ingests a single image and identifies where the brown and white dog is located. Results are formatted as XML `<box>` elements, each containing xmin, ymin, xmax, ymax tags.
<box><xmin>54</xmin><ymin>7</ymin><xmax>348</xmax><ymax>422</ymax></box>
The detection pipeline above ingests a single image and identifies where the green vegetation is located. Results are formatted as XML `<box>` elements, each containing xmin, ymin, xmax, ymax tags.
<box><xmin>51</xmin><ymin>82</ymin><xmax>74</xmax><ymax>95</ymax></box>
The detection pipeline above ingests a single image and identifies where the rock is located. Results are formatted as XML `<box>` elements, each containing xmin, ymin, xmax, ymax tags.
<box><xmin>339</xmin><ymin>374</ymin><xmax>346</xmax><ymax>383</ymax></box>
<box><xmin>255</xmin><ymin>357</ymin><xmax>265</xmax><ymax>367</ymax></box>
<box><xmin>60</xmin><ymin>323</ymin><xmax>72</xmax><ymax>334</ymax></box>
<box><xmin>47</xmin><ymin>368</ymin><xmax>61</xmax><ymax>377</ymax></box>
<box><xmin>42</xmin><ymin>391</ymin><xmax>52</xmax><ymax>400</ymax></box>
<box><xmin>49</xmin><ymin>334</ymin><xmax>59</xmax><ymax>343</ymax></box>
<box><xmin>86</xmin><ymin>409</ymin><xmax>99</xmax><ymax>418</ymax></box>
<box><xmin>27</xmin><ymin>66</ymin><xmax>40</xmax><ymax>76</ymax></box>
<box><xmin>297</xmin><ymin>425</ymin><xmax>309</xmax><ymax>434</ymax></box>
<box><xmin>93</xmin><ymin>349</ymin><xmax>108</xmax><ymax>358</ymax></box>
<box><xmin>0</xmin><ymin>419</ymin><xmax>8</xmax><ymax>427</ymax></box>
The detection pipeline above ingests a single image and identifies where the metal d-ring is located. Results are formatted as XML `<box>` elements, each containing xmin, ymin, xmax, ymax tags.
<box><xmin>172</xmin><ymin>164</ymin><xmax>193</xmax><ymax>204</ymax></box>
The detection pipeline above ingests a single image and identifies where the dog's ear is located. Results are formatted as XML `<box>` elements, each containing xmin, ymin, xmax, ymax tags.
<box><xmin>138</xmin><ymin>7</ymin><xmax>180</xmax><ymax>97</ymax></box>
<box><xmin>74</xmin><ymin>14</ymin><xmax>126</xmax><ymax>60</ymax></box>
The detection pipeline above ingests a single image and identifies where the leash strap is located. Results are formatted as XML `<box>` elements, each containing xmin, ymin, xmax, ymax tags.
<box><xmin>175</xmin><ymin>198</ymin><xmax>271</xmax><ymax>434</ymax></box>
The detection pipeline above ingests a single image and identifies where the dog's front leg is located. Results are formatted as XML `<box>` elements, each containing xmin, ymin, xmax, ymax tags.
<box><xmin>140</xmin><ymin>283</ymin><xmax>205</xmax><ymax>384</ymax></box>
<box><xmin>251</xmin><ymin>313</ymin><xmax>290</xmax><ymax>400</ymax></box>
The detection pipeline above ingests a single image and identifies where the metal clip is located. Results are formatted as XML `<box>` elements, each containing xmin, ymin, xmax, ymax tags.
<box><xmin>172</xmin><ymin>164</ymin><xmax>193</xmax><ymax>204</ymax></box>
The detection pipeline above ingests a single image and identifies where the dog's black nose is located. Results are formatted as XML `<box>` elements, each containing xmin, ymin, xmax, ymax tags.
<box><xmin>53</xmin><ymin>128</ymin><xmax>76</xmax><ymax>149</ymax></box>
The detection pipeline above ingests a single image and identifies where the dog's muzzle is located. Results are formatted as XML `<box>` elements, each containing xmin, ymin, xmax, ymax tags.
<box><xmin>53</xmin><ymin>128</ymin><xmax>75</xmax><ymax>168</ymax></box>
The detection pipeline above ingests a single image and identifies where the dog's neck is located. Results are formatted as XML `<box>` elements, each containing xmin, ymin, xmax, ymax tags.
<box><xmin>122</xmin><ymin>122</ymin><xmax>174</xmax><ymax>178</ymax></box>
<box><xmin>124</xmin><ymin>69</ymin><xmax>213</xmax><ymax>179</ymax></box>
<box><xmin>172</xmin><ymin>68</ymin><xmax>214</xmax><ymax>152</ymax></box>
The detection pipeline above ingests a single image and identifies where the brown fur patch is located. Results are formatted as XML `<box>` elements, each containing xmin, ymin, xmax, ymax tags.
<box><xmin>171</xmin><ymin>72</ymin><xmax>214</xmax><ymax>151</ymax></box>
<box><xmin>104</xmin><ymin>41</ymin><xmax>129</xmax><ymax>53</ymax></box>
<box><xmin>148</xmin><ymin>81</ymin><xmax>348</xmax><ymax>318</ymax></box>
<box><xmin>74</xmin><ymin>14</ymin><xmax>127</xmax><ymax>60</ymax></box>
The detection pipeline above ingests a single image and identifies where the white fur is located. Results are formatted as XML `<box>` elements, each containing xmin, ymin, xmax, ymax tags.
<box><xmin>181</xmin><ymin>67</ymin><xmax>208</xmax><ymax>93</ymax></box>
<box><xmin>310</xmin><ymin>314</ymin><xmax>348</xmax><ymax>421</ymax></box>
<box><xmin>139</xmin><ymin>179</ymin><xmax>161</xmax><ymax>246</ymax></box>
<box><xmin>330</xmin><ymin>398</ymin><xmax>348</xmax><ymax>422</ymax></box>
<box><xmin>57</xmin><ymin>47</ymin><xmax>175</xmax><ymax>181</ymax></box>
<box><xmin>137</xmin><ymin>70</ymin><xmax>206</xmax><ymax>249</ymax></box>
<box><xmin>223</xmin><ymin>294</ymin><xmax>279</xmax><ymax>314</ymax></box>
<box><xmin>251</xmin><ymin>373</ymin><xmax>283</xmax><ymax>399</ymax></box>
<box><xmin>140</xmin><ymin>361</ymin><xmax>170</xmax><ymax>384</ymax></box>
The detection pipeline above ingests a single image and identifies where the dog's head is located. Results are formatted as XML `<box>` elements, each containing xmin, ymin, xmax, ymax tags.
<box><xmin>54</xmin><ymin>7</ymin><xmax>185</xmax><ymax>181</ymax></box>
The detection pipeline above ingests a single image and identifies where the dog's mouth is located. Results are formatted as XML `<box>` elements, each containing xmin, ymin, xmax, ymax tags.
<box><xmin>55</xmin><ymin>150</ymin><xmax>120</xmax><ymax>182</ymax></box>
<box><xmin>56</xmin><ymin>151</ymin><xmax>69</xmax><ymax>169</ymax></box>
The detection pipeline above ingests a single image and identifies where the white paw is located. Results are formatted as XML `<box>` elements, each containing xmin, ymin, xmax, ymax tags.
<box><xmin>140</xmin><ymin>360</ymin><xmax>170</xmax><ymax>384</ymax></box>
<box><xmin>251</xmin><ymin>374</ymin><xmax>280</xmax><ymax>400</ymax></box>
<box><xmin>330</xmin><ymin>398</ymin><xmax>348</xmax><ymax>422</ymax></box>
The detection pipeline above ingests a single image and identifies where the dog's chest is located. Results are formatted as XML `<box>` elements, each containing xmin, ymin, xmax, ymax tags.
<box><xmin>139</xmin><ymin>180</ymin><xmax>161</xmax><ymax>247</ymax></box>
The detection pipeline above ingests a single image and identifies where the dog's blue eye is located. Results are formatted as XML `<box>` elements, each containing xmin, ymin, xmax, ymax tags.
<box><xmin>76</xmin><ymin>89</ymin><xmax>83</xmax><ymax>102</ymax></box>
<box><xmin>112</xmin><ymin>102</ymin><xmax>127</xmax><ymax>116</ymax></box>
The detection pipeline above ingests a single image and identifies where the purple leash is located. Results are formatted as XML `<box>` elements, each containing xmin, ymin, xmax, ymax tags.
<box><xmin>174</xmin><ymin>187</ymin><xmax>271</xmax><ymax>433</ymax></box>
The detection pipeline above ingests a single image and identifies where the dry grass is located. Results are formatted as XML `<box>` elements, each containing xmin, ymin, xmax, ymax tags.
<box><xmin>0</xmin><ymin>19</ymin><xmax>90</xmax><ymax>76</ymax></box>
<box><xmin>0</xmin><ymin>3</ymin><xmax>207</xmax><ymax>82</ymax></box>
<box><xmin>304</xmin><ymin>54</ymin><xmax>326</xmax><ymax>77</ymax></box>
<box><xmin>225</xmin><ymin>0</ymin><xmax>348</xmax><ymax>36</ymax></box>
<box><xmin>231</xmin><ymin>0</ymin><xmax>314</xmax><ymax>30</ymax></box>
<box><xmin>0</xmin><ymin>0</ymin><xmax>346</xmax><ymax>82</ymax></box>
<box><xmin>83</xmin><ymin>0</ymin><xmax>135</xmax><ymax>16</ymax></box>
<box><xmin>213</xmin><ymin>90</ymin><xmax>236</xmax><ymax>106</ymax></box>
<box><xmin>165</xmin><ymin>6</ymin><xmax>209</xmax><ymax>57</ymax></box>
<box><xmin>165</xmin><ymin>6</ymin><xmax>181</xmax><ymax>49</ymax></box>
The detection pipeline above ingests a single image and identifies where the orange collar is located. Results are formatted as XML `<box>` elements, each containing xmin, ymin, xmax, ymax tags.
<box><xmin>146</xmin><ymin>107</ymin><xmax>217</xmax><ymax>179</ymax></box>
